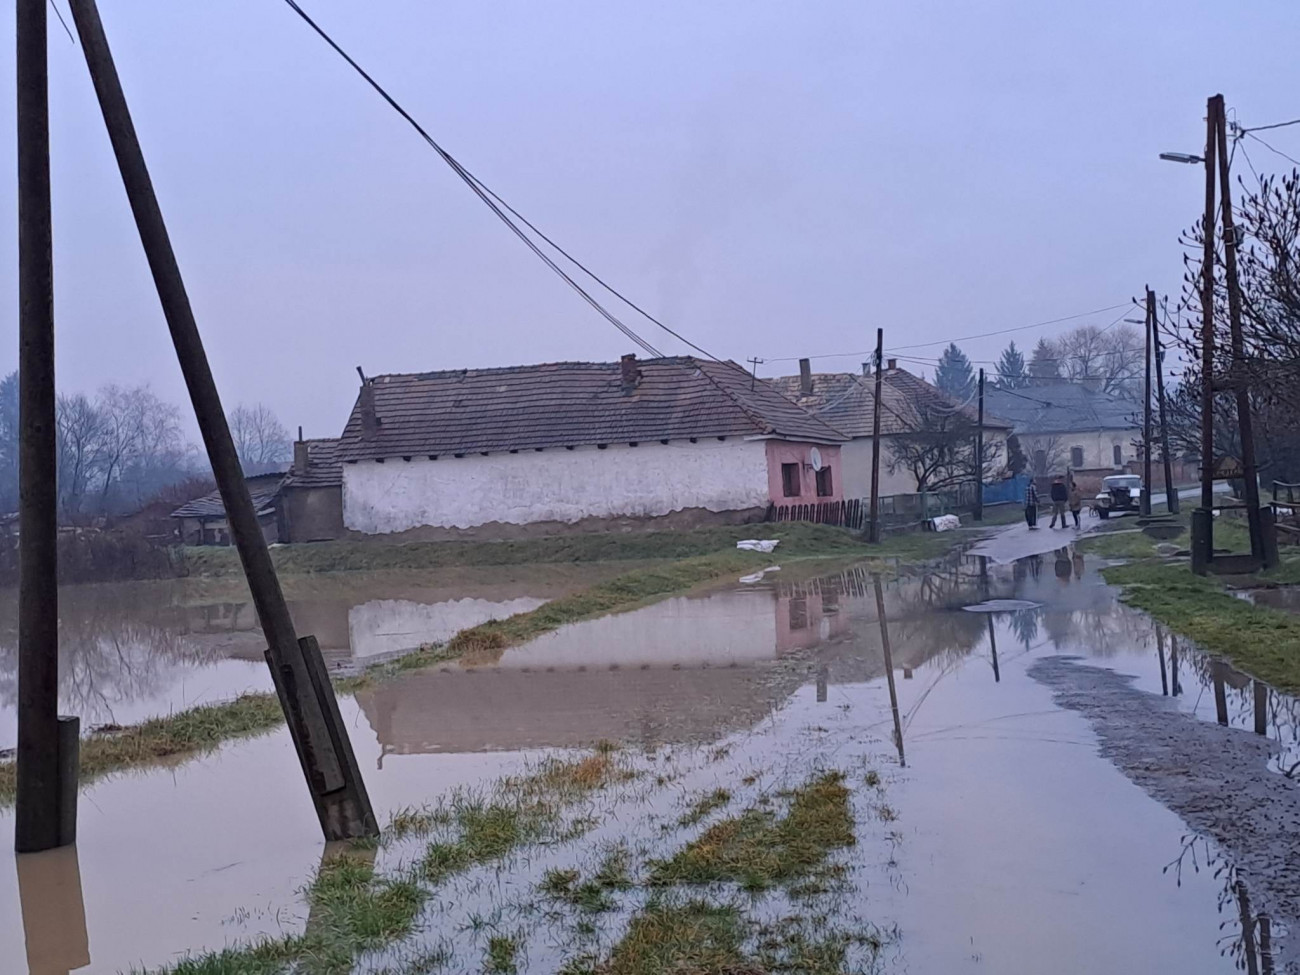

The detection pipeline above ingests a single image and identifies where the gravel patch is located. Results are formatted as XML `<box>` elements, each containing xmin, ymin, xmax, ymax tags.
<box><xmin>1030</xmin><ymin>655</ymin><xmax>1300</xmax><ymax>970</ymax></box>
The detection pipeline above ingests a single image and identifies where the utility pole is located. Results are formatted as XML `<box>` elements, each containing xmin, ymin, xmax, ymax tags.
<box><xmin>867</xmin><ymin>328</ymin><xmax>884</xmax><ymax>543</ymax></box>
<box><xmin>974</xmin><ymin>368</ymin><xmax>985</xmax><ymax>522</ymax></box>
<box><xmin>1214</xmin><ymin>97</ymin><xmax>1266</xmax><ymax>564</ymax></box>
<box><xmin>69</xmin><ymin>0</ymin><xmax>375</xmax><ymax>839</ymax></box>
<box><xmin>1190</xmin><ymin>95</ymin><xmax>1220</xmax><ymax>574</ymax></box>
<box><xmin>1141</xmin><ymin>286</ymin><xmax>1153</xmax><ymax>516</ymax></box>
<box><xmin>15</xmin><ymin>0</ymin><xmax>78</xmax><ymax>853</ymax></box>
<box><xmin>1154</xmin><ymin>296</ymin><xmax>1178</xmax><ymax>514</ymax></box>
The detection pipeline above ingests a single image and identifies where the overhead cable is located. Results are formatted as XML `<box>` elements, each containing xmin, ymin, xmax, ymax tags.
<box><xmin>278</xmin><ymin>0</ymin><xmax>728</xmax><ymax>360</ymax></box>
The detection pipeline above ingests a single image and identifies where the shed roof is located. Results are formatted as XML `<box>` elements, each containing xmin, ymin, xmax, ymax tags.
<box><xmin>170</xmin><ymin>473</ymin><xmax>285</xmax><ymax>520</ymax></box>
<box><xmin>336</xmin><ymin>356</ymin><xmax>847</xmax><ymax>462</ymax></box>
<box><xmin>283</xmin><ymin>438</ymin><xmax>342</xmax><ymax>489</ymax></box>
<box><xmin>983</xmin><ymin>381</ymin><xmax>1137</xmax><ymax>435</ymax></box>
<box><xmin>767</xmin><ymin>367</ymin><xmax>1011</xmax><ymax>437</ymax></box>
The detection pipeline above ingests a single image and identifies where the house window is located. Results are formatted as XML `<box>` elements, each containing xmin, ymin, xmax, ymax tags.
<box><xmin>781</xmin><ymin>462</ymin><xmax>801</xmax><ymax>497</ymax></box>
<box><xmin>1032</xmin><ymin>449</ymin><xmax>1048</xmax><ymax>475</ymax></box>
<box><xmin>1070</xmin><ymin>446</ymin><xmax>1084</xmax><ymax>469</ymax></box>
<box><xmin>815</xmin><ymin>466</ymin><xmax>834</xmax><ymax>497</ymax></box>
<box><xmin>1113</xmin><ymin>444</ymin><xmax>1123</xmax><ymax>466</ymax></box>
<box><xmin>789</xmin><ymin>597</ymin><xmax>808</xmax><ymax>631</ymax></box>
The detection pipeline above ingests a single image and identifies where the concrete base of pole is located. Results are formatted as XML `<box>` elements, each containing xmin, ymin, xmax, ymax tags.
<box><xmin>56</xmin><ymin>716</ymin><xmax>78</xmax><ymax>846</ymax></box>
<box><xmin>1190</xmin><ymin>508</ymin><xmax>1212</xmax><ymax>576</ymax></box>
<box><xmin>1260</xmin><ymin>506</ymin><xmax>1280</xmax><ymax>570</ymax></box>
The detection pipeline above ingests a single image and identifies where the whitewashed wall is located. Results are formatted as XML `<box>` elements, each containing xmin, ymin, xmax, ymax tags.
<box><xmin>343</xmin><ymin>439</ymin><xmax>770</xmax><ymax>534</ymax></box>
<box><xmin>1024</xmin><ymin>429</ymin><xmax>1134</xmax><ymax>472</ymax></box>
<box><xmin>839</xmin><ymin>438</ymin><xmax>919</xmax><ymax>498</ymax></box>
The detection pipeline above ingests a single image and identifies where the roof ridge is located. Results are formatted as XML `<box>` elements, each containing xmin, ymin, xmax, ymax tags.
<box><xmin>367</xmin><ymin>356</ymin><xmax>702</xmax><ymax>383</ymax></box>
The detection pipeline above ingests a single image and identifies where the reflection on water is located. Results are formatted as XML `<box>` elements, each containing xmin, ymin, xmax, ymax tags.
<box><xmin>0</xmin><ymin>565</ymin><xmax>629</xmax><ymax>749</ymax></box>
<box><xmin>16</xmin><ymin>846</ymin><xmax>89</xmax><ymax>975</ymax></box>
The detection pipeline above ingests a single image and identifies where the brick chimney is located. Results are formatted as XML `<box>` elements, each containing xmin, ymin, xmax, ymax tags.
<box><xmin>887</xmin><ymin>358</ymin><xmax>897</xmax><ymax>370</ymax></box>
<box><xmin>620</xmin><ymin>353</ymin><xmax>641</xmax><ymax>394</ymax></box>
<box><xmin>359</xmin><ymin>381</ymin><xmax>379</xmax><ymax>440</ymax></box>
<box><xmin>293</xmin><ymin>429</ymin><xmax>310</xmax><ymax>473</ymax></box>
<box><xmin>799</xmin><ymin>358</ymin><xmax>813</xmax><ymax>395</ymax></box>
<box><xmin>862</xmin><ymin>361</ymin><xmax>871</xmax><ymax>377</ymax></box>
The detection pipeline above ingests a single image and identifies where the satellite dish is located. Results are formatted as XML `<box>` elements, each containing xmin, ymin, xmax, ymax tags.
<box><xmin>809</xmin><ymin>447</ymin><xmax>823</xmax><ymax>472</ymax></box>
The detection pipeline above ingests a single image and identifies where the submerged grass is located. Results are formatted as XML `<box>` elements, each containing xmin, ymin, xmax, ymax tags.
<box><xmin>139</xmin><ymin>749</ymin><xmax>629</xmax><ymax>975</ymax></box>
<box><xmin>1102</xmin><ymin>560</ymin><xmax>1300</xmax><ymax>693</ymax></box>
<box><xmin>540</xmin><ymin>844</ymin><xmax>635</xmax><ymax>913</ymax></box>
<box><xmin>0</xmin><ymin>692</ymin><xmax>284</xmax><ymax>807</ymax></box>
<box><xmin>677</xmin><ymin>787</ymin><xmax>733</xmax><ymax>827</ymax></box>
<box><xmin>650</xmin><ymin>771</ymin><xmax>854</xmax><ymax>893</ymax></box>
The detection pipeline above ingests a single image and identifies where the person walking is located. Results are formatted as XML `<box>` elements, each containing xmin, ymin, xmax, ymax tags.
<box><xmin>1068</xmin><ymin>479</ymin><xmax>1083</xmax><ymax>529</ymax></box>
<box><xmin>1025</xmin><ymin>479</ymin><xmax>1040</xmax><ymax>529</ymax></box>
<box><xmin>1049</xmin><ymin>475</ymin><xmax>1069</xmax><ymax>528</ymax></box>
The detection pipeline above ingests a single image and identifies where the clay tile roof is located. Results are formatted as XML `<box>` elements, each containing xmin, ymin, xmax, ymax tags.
<box><xmin>767</xmin><ymin>367</ymin><xmax>1011</xmax><ymax>437</ymax></box>
<box><xmin>283</xmin><ymin>438</ymin><xmax>343</xmax><ymax>489</ymax></box>
<box><xmin>336</xmin><ymin>357</ymin><xmax>847</xmax><ymax>462</ymax></box>
<box><xmin>170</xmin><ymin>472</ymin><xmax>285</xmax><ymax>520</ymax></box>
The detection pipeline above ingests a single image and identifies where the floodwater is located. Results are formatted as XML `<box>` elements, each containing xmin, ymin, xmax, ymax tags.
<box><xmin>0</xmin><ymin>564</ymin><xmax>632</xmax><ymax>751</ymax></box>
<box><xmin>2</xmin><ymin>544</ymin><xmax>1298</xmax><ymax>973</ymax></box>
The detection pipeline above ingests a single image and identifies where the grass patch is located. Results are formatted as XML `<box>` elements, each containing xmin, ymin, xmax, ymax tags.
<box><xmin>0</xmin><ymin>692</ymin><xmax>284</xmax><ymax>807</ymax></box>
<box><xmin>484</xmin><ymin>935</ymin><xmax>520</xmax><ymax>974</ymax></box>
<box><xmin>540</xmin><ymin>844</ymin><xmax>635</xmax><ymax>913</ymax></box>
<box><xmin>180</xmin><ymin>523</ymin><xmax>874</xmax><ymax>578</ymax></box>
<box><xmin>563</xmin><ymin>896</ymin><xmax>884</xmax><ymax>975</ymax></box>
<box><xmin>1102</xmin><ymin>560</ymin><xmax>1300</xmax><ymax>693</ymax></box>
<box><xmin>677</xmin><ymin>787</ymin><xmax>733</xmax><ymax>827</ymax></box>
<box><xmin>650</xmin><ymin>771</ymin><xmax>854</xmax><ymax>892</ymax></box>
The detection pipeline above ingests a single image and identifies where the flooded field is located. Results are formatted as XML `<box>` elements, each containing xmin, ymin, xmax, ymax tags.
<box><xmin>2</xmin><ymin>547</ymin><xmax>1297</xmax><ymax>973</ymax></box>
<box><xmin>0</xmin><ymin>563</ymin><xmax>633</xmax><ymax>750</ymax></box>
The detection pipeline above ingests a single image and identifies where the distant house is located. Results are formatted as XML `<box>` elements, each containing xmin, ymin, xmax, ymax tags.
<box><xmin>171</xmin><ymin>472</ymin><xmax>286</xmax><ymax>546</ymax></box>
<box><xmin>983</xmin><ymin>380</ymin><xmax>1138</xmax><ymax>478</ymax></box>
<box><xmin>281</xmin><ymin>438</ymin><xmax>344</xmax><ymax>542</ymax></box>
<box><xmin>335</xmin><ymin>355</ymin><xmax>848</xmax><ymax>538</ymax></box>
<box><xmin>769</xmin><ymin>358</ymin><xmax>1011</xmax><ymax>497</ymax></box>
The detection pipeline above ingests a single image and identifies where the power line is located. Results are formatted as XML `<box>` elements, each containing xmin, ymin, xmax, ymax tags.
<box><xmin>761</xmin><ymin>300</ymin><xmax>1131</xmax><ymax>364</ymax></box>
<box><xmin>1241</xmin><ymin>117</ymin><xmax>1300</xmax><ymax>135</ymax></box>
<box><xmin>278</xmin><ymin>1</ymin><xmax>726</xmax><ymax>360</ymax></box>
<box><xmin>1246</xmin><ymin>131</ymin><xmax>1300</xmax><ymax>168</ymax></box>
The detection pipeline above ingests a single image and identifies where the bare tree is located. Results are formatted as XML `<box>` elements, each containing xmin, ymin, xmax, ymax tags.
<box><xmin>56</xmin><ymin>393</ymin><xmax>107</xmax><ymax>519</ymax></box>
<box><xmin>228</xmin><ymin>403</ymin><xmax>291</xmax><ymax>473</ymax></box>
<box><xmin>886</xmin><ymin>404</ymin><xmax>1004</xmax><ymax>492</ymax></box>
<box><xmin>1053</xmin><ymin>323</ymin><xmax>1144</xmax><ymax>398</ymax></box>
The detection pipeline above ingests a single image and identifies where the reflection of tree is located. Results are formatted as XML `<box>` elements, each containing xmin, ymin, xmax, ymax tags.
<box><xmin>1010</xmin><ymin>610</ymin><xmax>1040</xmax><ymax>649</ymax></box>
<box><xmin>1164</xmin><ymin>835</ymin><xmax>1276</xmax><ymax>974</ymax></box>
<box><xmin>0</xmin><ymin>584</ymin><xmax>238</xmax><ymax>730</ymax></box>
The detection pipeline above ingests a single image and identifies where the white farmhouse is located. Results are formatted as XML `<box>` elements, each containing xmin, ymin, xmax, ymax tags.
<box><xmin>336</xmin><ymin>355</ymin><xmax>849</xmax><ymax>538</ymax></box>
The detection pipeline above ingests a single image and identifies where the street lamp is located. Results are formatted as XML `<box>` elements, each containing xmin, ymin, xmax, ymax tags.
<box><xmin>1159</xmin><ymin>152</ymin><xmax>1204</xmax><ymax>164</ymax></box>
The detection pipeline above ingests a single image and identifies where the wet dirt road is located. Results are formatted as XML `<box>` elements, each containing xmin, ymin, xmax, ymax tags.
<box><xmin>2</xmin><ymin>536</ymin><xmax>1297</xmax><ymax>973</ymax></box>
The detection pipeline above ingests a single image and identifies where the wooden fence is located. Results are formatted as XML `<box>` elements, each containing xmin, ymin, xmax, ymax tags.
<box><xmin>766</xmin><ymin>499</ymin><xmax>866</xmax><ymax>530</ymax></box>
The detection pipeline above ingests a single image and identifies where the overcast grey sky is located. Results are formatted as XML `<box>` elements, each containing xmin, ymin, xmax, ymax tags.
<box><xmin>3</xmin><ymin>0</ymin><xmax>1299</xmax><ymax>439</ymax></box>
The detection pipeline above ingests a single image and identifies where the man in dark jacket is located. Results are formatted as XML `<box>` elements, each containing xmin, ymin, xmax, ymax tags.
<box><xmin>1049</xmin><ymin>475</ymin><xmax>1069</xmax><ymax>528</ymax></box>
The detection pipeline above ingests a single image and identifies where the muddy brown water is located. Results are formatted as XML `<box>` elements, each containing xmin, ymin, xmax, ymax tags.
<box><xmin>0</xmin><ymin>564</ymin><xmax>635</xmax><ymax>750</ymax></box>
<box><xmin>1</xmin><ymin>549</ymin><xmax>1297</xmax><ymax>973</ymax></box>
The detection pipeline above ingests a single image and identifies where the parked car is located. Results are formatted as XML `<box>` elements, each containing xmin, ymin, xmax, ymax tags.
<box><xmin>1095</xmin><ymin>474</ymin><xmax>1142</xmax><ymax>518</ymax></box>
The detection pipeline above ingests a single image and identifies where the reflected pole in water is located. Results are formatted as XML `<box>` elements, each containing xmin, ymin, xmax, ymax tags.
<box><xmin>1156</xmin><ymin>626</ymin><xmax>1169</xmax><ymax>696</ymax></box>
<box><xmin>1253</xmin><ymin>681</ymin><xmax>1269</xmax><ymax>737</ymax></box>
<box><xmin>1235</xmin><ymin>880</ymin><xmax>1261</xmax><ymax>975</ymax></box>
<box><xmin>816</xmin><ymin>665</ymin><xmax>828</xmax><ymax>704</ymax></box>
<box><xmin>987</xmin><ymin>615</ymin><xmax>1000</xmax><ymax>683</ymax></box>
<box><xmin>873</xmin><ymin>574</ymin><xmax>905</xmax><ymax>767</ymax></box>
<box><xmin>17</xmin><ymin>844</ymin><xmax>90</xmax><ymax>975</ymax></box>
<box><xmin>1170</xmin><ymin>634</ymin><xmax>1181</xmax><ymax>697</ymax></box>
<box><xmin>1212</xmin><ymin>661</ymin><xmax>1230</xmax><ymax>727</ymax></box>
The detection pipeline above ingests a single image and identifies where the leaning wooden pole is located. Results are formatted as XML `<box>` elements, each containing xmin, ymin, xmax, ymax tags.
<box><xmin>15</xmin><ymin>0</ymin><xmax>77</xmax><ymax>853</ymax></box>
<box><xmin>68</xmin><ymin>0</ymin><xmax>375</xmax><ymax>840</ymax></box>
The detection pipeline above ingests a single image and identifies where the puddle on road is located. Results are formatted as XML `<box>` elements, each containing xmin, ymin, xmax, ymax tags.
<box><xmin>1</xmin><ymin>548</ymin><xmax>1297</xmax><ymax>974</ymax></box>
<box><xmin>0</xmin><ymin>564</ymin><xmax>630</xmax><ymax>750</ymax></box>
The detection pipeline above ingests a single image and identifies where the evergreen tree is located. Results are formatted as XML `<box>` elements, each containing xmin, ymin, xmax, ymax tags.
<box><xmin>934</xmin><ymin>343</ymin><xmax>975</xmax><ymax>401</ymax></box>
<box><xmin>1028</xmin><ymin>337</ymin><xmax>1061</xmax><ymax>379</ymax></box>
<box><xmin>995</xmin><ymin>342</ymin><xmax>1028</xmax><ymax>389</ymax></box>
